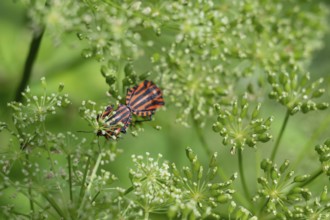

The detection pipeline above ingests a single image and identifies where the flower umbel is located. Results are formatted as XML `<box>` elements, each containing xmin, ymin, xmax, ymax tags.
<box><xmin>253</xmin><ymin>159</ymin><xmax>327</xmax><ymax>219</ymax></box>
<box><xmin>7</xmin><ymin>78</ymin><xmax>70</xmax><ymax>150</ymax></box>
<box><xmin>169</xmin><ymin>148</ymin><xmax>237</xmax><ymax>219</ymax></box>
<box><xmin>212</xmin><ymin>94</ymin><xmax>273</xmax><ymax>154</ymax></box>
<box><xmin>315</xmin><ymin>139</ymin><xmax>330</xmax><ymax>179</ymax></box>
<box><xmin>268</xmin><ymin>70</ymin><xmax>329</xmax><ymax>115</ymax></box>
<box><xmin>128</xmin><ymin>153</ymin><xmax>172</xmax><ymax>217</ymax></box>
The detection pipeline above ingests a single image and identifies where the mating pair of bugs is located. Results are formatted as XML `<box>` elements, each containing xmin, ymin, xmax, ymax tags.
<box><xmin>97</xmin><ymin>80</ymin><xmax>165</xmax><ymax>139</ymax></box>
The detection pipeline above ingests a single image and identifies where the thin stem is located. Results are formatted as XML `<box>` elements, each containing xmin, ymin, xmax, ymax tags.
<box><xmin>42</xmin><ymin>193</ymin><xmax>67</xmax><ymax>219</ymax></box>
<box><xmin>68</xmin><ymin>154</ymin><xmax>73</xmax><ymax>202</ymax></box>
<box><xmin>25</xmin><ymin>153</ymin><xmax>34</xmax><ymax>214</ymax></box>
<box><xmin>191</xmin><ymin>117</ymin><xmax>247</xmax><ymax>206</ymax></box>
<box><xmin>124</xmin><ymin>186</ymin><xmax>135</xmax><ymax>195</ymax></box>
<box><xmin>0</xmin><ymin>172</ymin><xmax>57</xmax><ymax>219</ymax></box>
<box><xmin>15</xmin><ymin>28</ymin><xmax>45</xmax><ymax>102</ymax></box>
<box><xmin>79</xmin><ymin>156</ymin><xmax>91</xmax><ymax>203</ymax></box>
<box><xmin>270</xmin><ymin>110</ymin><xmax>290</xmax><ymax>162</ymax></box>
<box><xmin>259</xmin><ymin>198</ymin><xmax>270</xmax><ymax>216</ymax></box>
<box><xmin>78</xmin><ymin>153</ymin><xmax>102</xmax><ymax>217</ymax></box>
<box><xmin>192</xmin><ymin>119</ymin><xmax>212</xmax><ymax>157</ymax></box>
<box><xmin>238</xmin><ymin>148</ymin><xmax>251</xmax><ymax>201</ymax></box>
<box><xmin>192</xmin><ymin>118</ymin><xmax>227</xmax><ymax>180</ymax></box>
<box><xmin>91</xmin><ymin>191</ymin><xmax>101</xmax><ymax>203</ymax></box>
<box><xmin>298</xmin><ymin>168</ymin><xmax>323</xmax><ymax>188</ymax></box>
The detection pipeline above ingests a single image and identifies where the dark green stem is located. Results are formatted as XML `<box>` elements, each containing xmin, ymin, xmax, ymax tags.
<box><xmin>15</xmin><ymin>28</ymin><xmax>45</xmax><ymax>102</ymax></box>
<box><xmin>270</xmin><ymin>110</ymin><xmax>290</xmax><ymax>161</ymax></box>
<box><xmin>124</xmin><ymin>186</ymin><xmax>135</xmax><ymax>195</ymax></box>
<box><xmin>68</xmin><ymin>155</ymin><xmax>73</xmax><ymax>202</ymax></box>
<box><xmin>124</xmin><ymin>177</ymin><xmax>148</xmax><ymax>196</ymax></box>
<box><xmin>91</xmin><ymin>191</ymin><xmax>101</xmax><ymax>203</ymax></box>
<box><xmin>42</xmin><ymin>193</ymin><xmax>67</xmax><ymax>219</ymax></box>
<box><xmin>238</xmin><ymin>148</ymin><xmax>251</xmax><ymax>201</ymax></box>
<box><xmin>298</xmin><ymin>168</ymin><xmax>323</xmax><ymax>187</ymax></box>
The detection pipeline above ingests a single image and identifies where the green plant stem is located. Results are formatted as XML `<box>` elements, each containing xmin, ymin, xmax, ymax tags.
<box><xmin>68</xmin><ymin>154</ymin><xmax>73</xmax><ymax>202</ymax></box>
<box><xmin>78</xmin><ymin>153</ymin><xmax>102</xmax><ymax>217</ymax></box>
<box><xmin>15</xmin><ymin>28</ymin><xmax>45</xmax><ymax>102</ymax></box>
<box><xmin>191</xmin><ymin>117</ymin><xmax>247</xmax><ymax>206</ymax></box>
<box><xmin>259</xmin><ymin>198</ymin><xmax>270</xmax><ymax>216</ymax></box>
<box><xmin>238</xmin><ymin>148</ymin><xmax>251</xmax><ymax>201</ymax></box>
<box><xmin>270</xmin><ymin>110</ymin><xmax>290</xmax><ymax>161</ymax></box>
<box><xmin>42</xmin><ymin>193</ymin><xmax>67</xmax><ymax>219</ymax></box>
<box><xmin>79</xmin><ymin>156</ymin><xmax>91</xmax><ymax>203</ymax></box>
<box><xmin>25</xmin><ymin>153</ymin><xmax>34</xmax><ymax>215</ymax></box>
<box><xmin>91</xmin><ymin>191</ymin><xmax>101</xmax><ymax>203</ymax></box>
<box><xmin>191</xmin><ymin>118</ymin><xmax>227</xmax><ymax>180</ymax></box>
<box><xmin>124</xmin><ymin>186</ymin><xmax>135</xmax><ymax>195</ymax></box>
<box><xmin>0</xmin><ymin>172</ymin><xmax>58</xmax><ymax>219</ymax></box>
<box><xmin>298</xmin><ymin>168</ymin><xmax>323</xmax><ymax>187</ymax></box>
<box><xmin>144</xmin><ymin>211</ymin><xmax>149</xmax><ymax>220</ymax></box>
<box><xmin>123</xmin><ymin>177</ymin><xmax>147</xmax><ymax>196</ymax></box>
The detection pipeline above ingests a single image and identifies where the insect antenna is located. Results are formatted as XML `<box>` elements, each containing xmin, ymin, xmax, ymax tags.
<box><xmin>76</xmin><ymin>130</ymin><xmax>94</xmax><ymax>133</ymax></box>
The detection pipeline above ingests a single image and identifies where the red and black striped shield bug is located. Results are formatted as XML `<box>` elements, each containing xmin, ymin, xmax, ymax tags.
<box><xmin>97</xmin><ymin>80</ymin><xmax>164</xmax><ymax>139</ymax></box>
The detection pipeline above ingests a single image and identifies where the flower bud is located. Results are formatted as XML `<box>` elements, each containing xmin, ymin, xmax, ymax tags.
<box><xmin>124</xmin><ymin>63</ymin><xmax>134</xmax><ymax>76</ymax></box>
<box><xmin>300</xmin><ymin>188</ymin><xmax>312</xmax><ymax>200</ymax></box>
<box><xmin>209</xmin><ymin>152</ymin><xmax>218</xmax><ymax>168</ymax></box>
<box><xmin>185</xmin><ymin>147</ymin><xmax>196</xmax><ymax>163</ymax></box>
<box><xmin>252</xmin><ymin>103</ymin><xmax>261</xmax><ymax>119</ymax></box>
<box><xmin>316</xmin><ymin>102</ymin><xmax>329</xmax><ymax>110</ymax></box>
<box><xmin>212</xmin><ymin>122</ymin><xmax>221</xmax><ymax>132</ymax></box>
<box><xmin>311</xmin><ymin>88</ymin><xmax>325</xmax><ymax>98</ymax></box>
<box><xmin>261</xmin><ymin>159</ymin><xmax>271</xmax><ymax>171</ymax></box>
<box><xmin>183</xmin><ymin>167</ymin><xmax>192</xmax><ymax>180</ymax></box>
<box><xmin>293</xmin><ymin>174</ymin><xmax>310</xmax><ymax>182</ymax></box>
<box><xmin>217</xmin><ymin>194</ymin><xmax>231</xmax><ymax>203</ymax></box>
<box><xmin>320</xmin><ymin>186</ymin><xmax>328</xmax><ymax>202</ymax></box>
<box><xmin>279</xmin><ymin>160</ymin><xmax>290</xmax><ymax>173</ymax></box>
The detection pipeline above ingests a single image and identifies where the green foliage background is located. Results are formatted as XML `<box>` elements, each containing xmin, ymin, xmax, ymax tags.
<box><xmin>0</xmin><ymin>0</ymin><xmax>330</xmax><ymax>219</ymax></box>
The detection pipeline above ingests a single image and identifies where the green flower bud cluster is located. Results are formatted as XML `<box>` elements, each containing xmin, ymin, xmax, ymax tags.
<box><xmin>126</xmin><ymin>149</ymin><xmax>237</xmax><ymax>219</ymax></box>
<box><xmin>288</xmin><ymin>186</ymin><xmax>330</xmax><ymax>220</ymax></box>
<box><xmin>212</xmin><ymin>95</ymin><xmax>272</xmax><ymax>154</ymax></box>
<box><xmin>128</xmin><ymin>153</ymin><xmax>173</xmax><ymax>216</ymax></box>
<box><xmin>8</xmin><ymin>78</ymin><xmax>69</xmax><ymax>127</ymax></box>
<box><xmin>315</xmin><ymin>139</ymin><xmax>330</xmax><ymax>179</ymax></box>
<box><xmin>169</xmin><ymin>148</ymin><xmax>236</xmax><ymax>219</ymax></box>
<box><xmin>15</xmin><ymin>0</ymin><xmax>328</xmax><ymax>126</ymax></box>
<box><xmin>6</xmin><ymin>78</ymin><xmax>70</xmax><ymax>150</ymax></box>
<box><xmin>153</xmin><ymin>0</ymin><xmax>328</xmax><ymax>125</ymax></box>
<box><xmin>268</xmin><ymin>71</ymin><xmax>329</xmax><ymax>115</ymax></box>
<box><xmin>254</xmin><ymin>159</ymin><xmax>328</xmax><ymax>219</ymax></box>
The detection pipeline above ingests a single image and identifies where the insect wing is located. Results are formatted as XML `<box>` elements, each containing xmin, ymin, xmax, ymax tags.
<box><xmin>127</xmin><ymin>80</ymin><xmax>165</xmax><ymax>116</ymax></box>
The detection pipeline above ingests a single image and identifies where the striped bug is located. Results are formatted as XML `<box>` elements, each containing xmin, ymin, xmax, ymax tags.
<box><xmin>97</xmin><ymin>80</ymin><xmax>164</xmax><ymax>139</ymax></box>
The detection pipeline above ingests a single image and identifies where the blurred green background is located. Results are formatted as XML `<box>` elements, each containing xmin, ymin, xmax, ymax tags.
<box><xmin>0</xmin><ymin>1</ymin><xmax>330</xmax><ymax>212</ymax></box>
